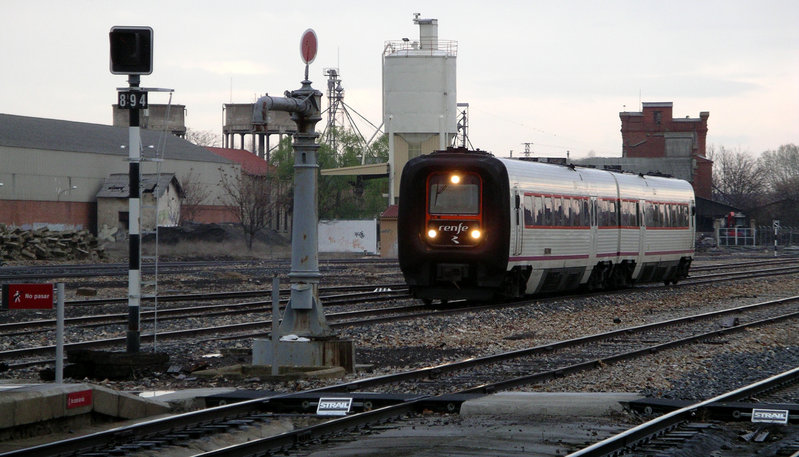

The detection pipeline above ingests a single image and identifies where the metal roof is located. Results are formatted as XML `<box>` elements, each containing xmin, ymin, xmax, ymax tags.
<box><xmin>0</xmin><ymin>113</ymin><xmax>229</xmax><ymax>164</ymax></box>
<box><xmin>206</xmin><ymin>147</ymin><xmax>272</xmax><ymax>176</ymax></box>
<box><xmin>96</xmin><ymin>173</ymin><xmax>182</xmax><ymax>198</ymax></box>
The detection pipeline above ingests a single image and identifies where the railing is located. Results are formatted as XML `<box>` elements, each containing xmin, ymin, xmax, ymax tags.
<box><xmin>714</xmin><ymin>225</ymin><xmax>799</xmax><ymax>248</ymax></box>
<box><xmin>716</xmin><ymin>227</ymin><xmax>756</xmax><ymax>246</ymax></box>
<box><xmin>383</xmin><ymin>39</ymin><xmax>458</xmax><ymax>57</ymax></box>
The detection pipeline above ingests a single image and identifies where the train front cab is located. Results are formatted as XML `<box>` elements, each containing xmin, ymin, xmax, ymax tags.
<box><xmin>398</xmin><ymin>150</ymin><xmax>511</xmax><ymax>302</ymax></box>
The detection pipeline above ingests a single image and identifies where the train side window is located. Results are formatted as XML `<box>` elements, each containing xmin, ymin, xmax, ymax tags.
<box><xmin>553</xmin><ymin>197</ymin><xmax>564</xmax><ymax>227</ymax></box>
<box><xmin>651</xmin><ymin>203</ymin><xmax>663</xmax><ymax>227</ymax></box>
<box><xmin>569</xmin><ymin>198</ymin><xmax>579</xmax><ymax>226</ymax></box>
<box><xmin>636</xmin><ymin>202</ymin><xmax>641</xmax><ymax>226</ymax></box>
<box><xmin>583</xmin><ymin>200</ymin><xmax>591</xmax><ymax>226</ymax></box>
<box><xmin>619</xmin><ymin>201</ymin><xmax>630</xmax><ymax>227</ymax></box>
<box><xmin>534</xmin><ymin>196</ymin><xmax>544</xmax><ymax>225</ymax></box>
<box><xmin>598</xmin><ymin>199</ymin><xmax>617</xmax><ymax>227</ymax></box>
<box><xmin>543</xmin><ymin>196</ymin><xmax>553</xmax><ymax>226</ymax></box>
<box><xmin>679</xmin><ymin>205</ymin><xmax>689</xmax><ymax>227</ymax></box>
<box><xmin>524</xmin><ymin>195</ymin><xmax>534</xmax><ymax>226</ymax></box>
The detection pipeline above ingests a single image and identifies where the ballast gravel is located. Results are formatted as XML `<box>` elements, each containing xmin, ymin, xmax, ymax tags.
<box><xmin>2</xmin><ymin>254</ymin><xmax>799</xmax><ymax>405</ymax></box>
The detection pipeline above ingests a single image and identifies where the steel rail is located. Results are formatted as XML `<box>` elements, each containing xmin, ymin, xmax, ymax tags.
<box><xmin>0</xmin><ymin>284</ymin><xmax>409</xmax><ymax>333</ymax></box>
<box><xmin>5</xmin><ymin>297</ymin><xmax>799</xmax><ymax>457</ymax></box>
<box><xmin>304</xmin><ymin>295</ymin><xmax>799</xmax><ymax>394</ymax></box>
<box><xmin>566</xmin><ymin>366</ymin><xmax>799</xmax><ymax>457</ymax></box>
<box><xmin>190</xmin><ymin>304</ymin><xmax>799</xmax><ymax>456</ymax></box>
<box><xmin>0</xmin><ymin>298</ymin><xmax>420</xmax><ymax>366</ymax></box>
<box><xmin>690</xmin><ymin>256</ymin><xmax>799</xmax><ymax>272</ymax></box>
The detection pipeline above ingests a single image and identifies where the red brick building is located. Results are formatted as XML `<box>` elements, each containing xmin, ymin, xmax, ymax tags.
<box><xmin>620</xmin><ymin>102</ymin><xmax>712</xmax><ymax>199</ymax></box>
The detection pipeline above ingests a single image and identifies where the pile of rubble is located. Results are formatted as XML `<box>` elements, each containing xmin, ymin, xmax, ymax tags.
<box><xmin>0</xmin><ymin>225</ymin><xmax>105</xmax><ymax>262</ymax></box>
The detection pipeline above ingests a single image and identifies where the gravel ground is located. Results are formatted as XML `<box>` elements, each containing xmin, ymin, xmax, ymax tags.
<box><xmin>2</xmin><ymin>252</ymin><xmax>799</xmax><ymax>405</ymax></box>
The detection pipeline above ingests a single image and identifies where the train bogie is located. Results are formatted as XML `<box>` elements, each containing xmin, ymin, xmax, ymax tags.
<box><xmin>398</xmin><ymin>148</ymin><xmax>695</xmax><ymax>302</ymax></box>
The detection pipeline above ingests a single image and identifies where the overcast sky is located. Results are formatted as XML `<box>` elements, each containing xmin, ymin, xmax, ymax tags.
<box><xmin>2</xmin><ymin>0</ymin><xmax>797</xmax><ymax>159</ymax></box>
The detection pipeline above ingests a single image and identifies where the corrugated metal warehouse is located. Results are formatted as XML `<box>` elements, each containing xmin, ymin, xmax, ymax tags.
<box><xmin>0</xmin><ymin>113</ymin><xmax>240</xmax><ymax>233</ymax></box>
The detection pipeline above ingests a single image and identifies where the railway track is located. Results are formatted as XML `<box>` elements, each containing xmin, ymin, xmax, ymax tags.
<box><xmin>5</xmin><ymin>292</ymin><xmax>798</xmax><ymax>456</ymax></box>
<box><xmin>0</xmin><ymin>283</ymin><xmax>409</xmax><ymax>333</ymax></box>
<box><xmin>0</xmin><ymin>258</ymin><xmax>399</xmax><ymax>282</ymax></box>
<box><xmin>567</xmin><ymin>366</ymin><xmax>799</xmax><ymax>456</ymax></box>
<box><xmin>0</xmin><ymin>291</ymin><xmax>416</xmax><ymax>368</ymax></box>
<box><xmin>2</xmin><ymin>260</ymin><xmax>798</xmax><ymax>371</ymax></box>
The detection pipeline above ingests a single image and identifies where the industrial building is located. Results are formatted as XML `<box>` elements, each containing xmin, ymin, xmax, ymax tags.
<box><xmin>0</xmin><ymin>113</ymin><xmax>240</xmax><ymax>233</ymax></box>
<box><xmin>322</xmin><ymin>14</ymin><xmax>458</xmax><ymax>206</ymax></box>
<box><xmin>577</xmin><ymin>102</ymin><xmax>712</xmax><ymax>200</ymax></box>
<box><xmin>575</xmin><ymin>102</ymin><xmax>718</xmax><ymax>231</ymax></box>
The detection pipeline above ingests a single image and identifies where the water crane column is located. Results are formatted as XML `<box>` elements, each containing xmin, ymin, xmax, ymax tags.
<box><xmin>250</xmin><ymin>29</ymin><xmax>353</xmax><ymax>371</ymax></box>
<box><xmin>253</xmin><ymin>78</ymin><xmax>332</xmax><ymax>338</ymax></box>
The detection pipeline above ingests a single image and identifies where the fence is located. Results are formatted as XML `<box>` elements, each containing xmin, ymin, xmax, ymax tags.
<box><xmin>715</xmin><ymin>226</ymin><xmax>799</xmax><ymax>248</ymax></box>
<box><xmin>756</xmin><ymin>225</ymin><xmax>799</xmax><ymax>248</ymax></box>
<box><xmin>716</xmin><ymin>227</ymin><xmax>756</xmax><ymax>246</ymax></box>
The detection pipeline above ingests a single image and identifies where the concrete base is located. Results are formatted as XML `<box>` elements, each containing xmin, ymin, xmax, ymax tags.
<box><xmin>252</xmin><ymin>338</ymin><xmax>355</xmax><ymax>373</ymax></box>
<box><xmin>57</xmin><ymin>350</ymin><xmax>170</xmax><ymax>380</ymax></box>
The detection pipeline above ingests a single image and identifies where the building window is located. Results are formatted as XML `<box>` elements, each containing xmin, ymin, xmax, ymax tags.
<box><xmin>408</xmin><ymin>143</ymin><xmax>422</xmax><ymax>159</ymax></box>
<box><xmin>654</xmin><ymin>111</ymin><xmax>662</xmax><ymax>125</ymax></box>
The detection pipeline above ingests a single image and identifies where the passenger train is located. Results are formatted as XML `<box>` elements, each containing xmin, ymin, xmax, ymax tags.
<box><xmin>398</xmin><ymin>148</ymin><xmax>695</xmax><ymax>302</ymax></box>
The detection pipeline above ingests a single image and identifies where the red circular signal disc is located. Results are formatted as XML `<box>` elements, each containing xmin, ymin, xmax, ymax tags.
<box><xmin>300</xmin><ymin>29</ymin><xmax>318</xmax><ymax>64</ymax></box>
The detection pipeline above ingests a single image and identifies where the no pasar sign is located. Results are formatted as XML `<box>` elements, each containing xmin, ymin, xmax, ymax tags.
<box><xmin>2</xmin><ymin>283</ymin><xmax>54</xmax><ymax>310</ymax></box>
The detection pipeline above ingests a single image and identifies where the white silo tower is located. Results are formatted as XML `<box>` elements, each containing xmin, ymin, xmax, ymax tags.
<box><xmin>383</xmin><ymin>14</ymin><xmax>458</xmax><ymax>203</ymax></box>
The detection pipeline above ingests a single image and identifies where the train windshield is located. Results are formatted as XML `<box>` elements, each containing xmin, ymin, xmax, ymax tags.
<box><xmin>428</xmin><ymin>173</ymin><xmax>480</xmax><ymax>215</ymax></box>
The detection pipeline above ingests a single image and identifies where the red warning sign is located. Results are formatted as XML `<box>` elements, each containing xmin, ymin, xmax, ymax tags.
<box><xmin>2</xmin><ymin>284</ymin><xmax>54</xmax><ymax>310</ymax></box>
<box><xmin>67</xmin><ymin>390</ymin><xmax>93</xmax><ymax>409</ymax></box>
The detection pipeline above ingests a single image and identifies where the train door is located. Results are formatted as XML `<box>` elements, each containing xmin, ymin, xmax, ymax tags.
<box><xmin>638</xmin><ymin>199</ymin><xmax>646</xmax><ymax>265</ymax></box>
<box><xmin>512</xmin><ymin>187</ymin><xmax>523</xmax><ymax>255</ymax></box>
<box><xmin>690</xmin><ymin>200</ymin><xmax>696</xmax><ymax>249</ymax></box>
<box><xmin>589</xmin><ymin>196</ymin><xmax>598</xmax><ymax>259</ymax></box>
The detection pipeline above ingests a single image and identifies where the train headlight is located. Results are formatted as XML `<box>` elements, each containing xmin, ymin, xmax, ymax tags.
<box><xmin>470</xmin><ymin>229</ymin><xmax>482</xmax><ymax>240</ymax></box>
<box><xmin>450</xmin><ymin>174</ymin><xmax>461</xmax><ymax>184</ymax></box>
<box><xmin>427</xmin><ymin>228</ymin><xmax>438</xmax><ymax>239</ymax></box>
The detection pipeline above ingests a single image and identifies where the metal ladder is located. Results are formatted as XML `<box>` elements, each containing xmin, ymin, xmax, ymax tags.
<box><xmin>138</xmin><ymin>93</ymin><xmax>173</xmax><ymax>352</ymax></box>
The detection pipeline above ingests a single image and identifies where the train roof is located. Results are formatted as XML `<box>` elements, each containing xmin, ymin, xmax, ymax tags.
<box><xmin>417</xmin><ymin>149</ymin><xmax>694</xmax><ymax>202</ymax></box>
<box><xmin>498</xmin><ymin>157</ymin><xmax>694</xmax><ymax>202</ymax></box>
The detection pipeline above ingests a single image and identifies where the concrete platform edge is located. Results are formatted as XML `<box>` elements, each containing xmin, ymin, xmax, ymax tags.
<box><xmin>459</xmin><ymin>392</ymin><xmax>644</xmax><ymax>417</ymax></box>
<box><xmin>0</xmin><ymin>383</ymin><xmax>170</xmax><ymax>429</ymax></box>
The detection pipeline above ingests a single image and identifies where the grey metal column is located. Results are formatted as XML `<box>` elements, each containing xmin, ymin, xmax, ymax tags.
<box><xmin>253</xmin><ymin>74</ymin><xmax>332</xmax><ymax>338</ymax></box>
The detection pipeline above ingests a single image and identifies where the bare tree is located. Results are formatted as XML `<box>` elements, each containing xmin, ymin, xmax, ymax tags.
<box><xmin>707</xmin><ymin>144</ymin><xmax>766</xmax><ymax>210</ymax></box>
<box><xmin>185</xmin><ymin>129</ymin><xmax>221</xmax><ymax>147</ymax></box>
<box><xmin>758</xmin><ymin>144</ymin><xmax>799</xmax><ymax>196</ymax></box>
<box><xmin>179</xmin><ymin>169</ymin><xmax>212</xmax><ymax>223</ymax></box>
<box><xmin>217</xmin><ymin>167</ymin><xmax>274</xmax><ymax>250</ymax></box>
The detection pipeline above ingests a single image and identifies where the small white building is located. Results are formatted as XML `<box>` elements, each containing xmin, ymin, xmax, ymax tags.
<box><xmin>96</xmin><ymin>173</ymin><xmax>183</xmax><ymax>235</ymax></box>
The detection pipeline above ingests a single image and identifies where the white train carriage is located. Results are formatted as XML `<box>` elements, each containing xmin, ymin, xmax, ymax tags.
<box><xmin>398</xmin><ymin>148</ymin><xmax>695</xmax><ymax>302</ymax></box>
